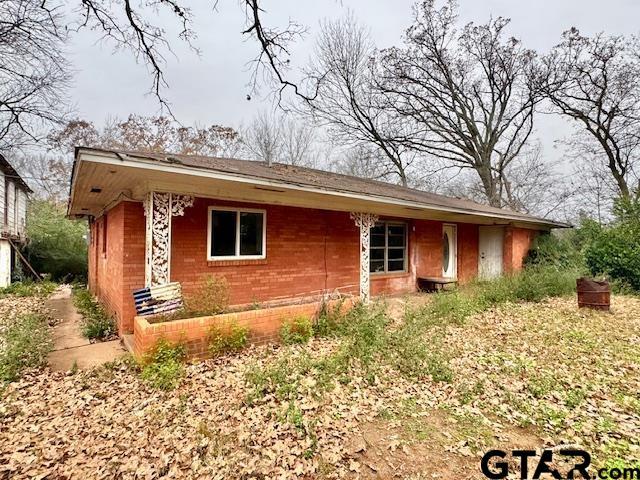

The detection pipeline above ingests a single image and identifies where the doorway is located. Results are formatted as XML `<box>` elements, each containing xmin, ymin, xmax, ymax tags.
<box><xmin>478</xmin><ymin>226</ymin><xmax>504</xmax><ymax>279</ymax></box>
<box><xmin>442</xmin><ymin>224</ymin><xmax>457</xmax><ymax>279</ymax></box>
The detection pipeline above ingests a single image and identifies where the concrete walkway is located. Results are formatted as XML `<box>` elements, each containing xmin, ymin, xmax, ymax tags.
<box><xmin>47</xmin><ymin>286</ymin><xmax>125</xmax><ymax>371</ymax></box>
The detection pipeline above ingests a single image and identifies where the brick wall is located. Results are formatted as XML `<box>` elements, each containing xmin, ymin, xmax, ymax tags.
<box><xmin>88</xmin><ymin>201</ymin><xmax>145</xmax><ymax>333</ymax></box>
<box><xmin>457</xmin><ymin>223</ymin><xmax>479</xmax><ymax>282</ymax></box>
<box><xmin>88</xmin><ymin>203</ymin><xmax>124</xmax><ymax>329</ymax></box>
<box><xmin>89</xmin><ymin>197</ymin><xmax>530</xmax><ymax>336</ymax></box>
<box><xmin>170</xmin><ymin>198</ymin><xmax>361</xmax><ymax>306</ymax></box>
<box><xmin>503</xmin><ymin>226</ymin><xmax>538</xmax><ymax>272</ymax></box>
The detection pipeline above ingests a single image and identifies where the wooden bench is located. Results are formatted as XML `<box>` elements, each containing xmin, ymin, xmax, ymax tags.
<box><xmin>417</xmin><ymin>276</ymin><xmax>458</xmax><ymax>292</ymax></box>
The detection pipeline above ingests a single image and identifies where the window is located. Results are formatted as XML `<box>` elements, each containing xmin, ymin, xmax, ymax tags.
<box><xmin>102</xmin><ymin>214</ymin><xmax>108</xmax><ymax>256</ymax></box>
<box><xmin>370</xmin><ymin>222</ymin><xmax>407</xmax><ymax>273</ymax></box>
<box><xmin>207</xmin><ymin>207</ymin><xmax>266</xmax><ymax>260</ymax></box>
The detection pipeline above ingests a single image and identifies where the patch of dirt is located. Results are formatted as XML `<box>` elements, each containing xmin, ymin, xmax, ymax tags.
<box><xmin>347</xmin><ymin>410</ymin><xmax>544</xmax><ymax>479</ymax></box>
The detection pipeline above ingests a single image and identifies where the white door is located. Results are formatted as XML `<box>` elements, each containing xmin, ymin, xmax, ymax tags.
<box><xmin>442</xmin><ymin>224</ymin><xmax>457</xmax><ymax>279</ymax></box>
<box><xmin>478</xmin><ymin>226</ymin><xmax>504</xmax><ymax>279</ymax></box>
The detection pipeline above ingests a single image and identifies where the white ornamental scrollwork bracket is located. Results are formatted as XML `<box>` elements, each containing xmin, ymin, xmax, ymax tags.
<box><xmin>144</xmin><ymin>192</ymin><xmax>194</xmax><ymax>286</ymax></box>
<box><xmin>350</xmin><ymin>212</ymin><xmax>379</xmax><ymax>303</ymax></box>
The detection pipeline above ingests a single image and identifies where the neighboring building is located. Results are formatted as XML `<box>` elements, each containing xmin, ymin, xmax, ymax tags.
<box><xmin>68</xmin><ymin>147</ymin><xmax>568</xmax><ymax>335</ymax></box>
<box><xmin>0</xmin><ymin>154</ymin><xmax>31</xmax><ymax>287</ymax></box>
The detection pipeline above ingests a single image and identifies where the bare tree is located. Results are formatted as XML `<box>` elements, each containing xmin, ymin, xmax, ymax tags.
<box><xmin>40</xmin><ymin>115</ymin><xmax>243</xmax><ymax>201</ymax></box>
<box><xmin>305</xmin><ymin>15</ymin><xmax>416</xmax><ymax>186</ymax></box>
<box><xmin>376</xmin><ymin>0</ymin><xmax>543</xmax><ymax>206</ymax></box>
<box><xmin>49</xmin><ymin>115</ymin><xmax>243</xmax><ymax>157</ymax></box>
<box><xmin>540</xmin><ymin>29</ymin><xmax>640</xmax><ymax>199</ymax></box>
<box><xmin>9</xmin><ymin>152</ymin><xmax>71</xmax><ymax>203</ymax></box>
<box><xmin>0</xmin><ymin>0</ymin><xmax>71</xmax><ymax>150</ymax></box>
<box><xmin>499</xmin><ymin>144</ymin><xmax>574</xmax><ymax>217</ymax></box>
<box><xmin>242</xmin><ymin>111</ymin><xmax>282</xmax><ymax>166</ymax></box>
<box><xmin>242</xmin><ymin>111</ymin><xmax>318</xmax><ymax>166</ymax></box>
<box><xmin>332</xmin><ymin>145</ymin><xmax>399</xmax><ymax>182</ymax></box>
<box><xmin>279</xmin><ymin>117</ymin><xmax>318</xmax><ymax>167</ymax></box>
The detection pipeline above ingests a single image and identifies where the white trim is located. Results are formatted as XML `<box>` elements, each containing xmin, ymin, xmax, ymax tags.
<box><xmin>442</xmin><ymin>223</ymin><xmax>458</xmax><ymax>279</ymax></box>
<box><xmin>73</xmin><ymin>150</ymin><xmax>567</xmax><ymax>228</ymax></box>
<box><xmin>206</xmin><ymin>206</ymin><xmax>267</xmax><ymax>261</ymax></box>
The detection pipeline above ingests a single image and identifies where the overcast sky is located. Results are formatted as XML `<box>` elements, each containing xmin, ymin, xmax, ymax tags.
<box><xmin>68</xmin><ymin>0</ymin><xmax>640</xmax><ymax>166</ymax></box>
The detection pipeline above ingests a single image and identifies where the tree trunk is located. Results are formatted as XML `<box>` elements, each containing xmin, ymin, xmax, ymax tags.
<box><xmin>477</xmin><ymin>165</ymin><xmax>502</xmax><ymax>207</ymax></box>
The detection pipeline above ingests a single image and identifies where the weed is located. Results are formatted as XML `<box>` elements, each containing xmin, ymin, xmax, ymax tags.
<box><xmin>286</xmin><ymin>401</ymin><xmax>305</xmax><ymax>430</ymax></box>
<box><xmin>527</xmin><ymin>373</ymin><xmax>558</xmax><ymax>399</ymax></box>
<box><xmin>0</xmin><ymin>280</ymin><xmax>57</xmax><ymax>298</ymax></box>
<box><xmin>314</xmin><ymin>299</ymin><xmax>346</xmax><ymax>337</ymax></box>
<box><xmin>208</xmin><ymin>321</ymin><xmax>248</xmax><ymax>356</ymax></box>
<box><xmin>0</xmin><ymin>314</ymin><xmax>52</xmax><ymax>383</ymax></box>
<box><xmin>565</xmin><ymin>388</ymin><xmax>587</xmax><ymax>409</ymax></box>
<box><xmin>72</xmin><ymin>287</ymin><xmax>116</xmax><ymax>340</ymax></box>
<box><xmin>425</xmin><ymin>352</ymin><xmax>454</xmax><ymax>383</ymax></box>
<box><xmin>184</xmin><ymin>275</ymin><xmax>229</xmax><ymax>316</ymax></box>
<box><xmin>140</xmin><ymin>338</ymin><xmax>186</xmax><ymax>391</ymax></box>
<box><xmin>280</xmin><ymin>315</ymin><xmax>314</xmax><ymax>344</ymax></box>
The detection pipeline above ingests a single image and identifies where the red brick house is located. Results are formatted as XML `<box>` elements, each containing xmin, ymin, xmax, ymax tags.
<box><xmin>68</xmin><ymin>147</ymin><xmax>566</xmax><ymax>336</ymax></box>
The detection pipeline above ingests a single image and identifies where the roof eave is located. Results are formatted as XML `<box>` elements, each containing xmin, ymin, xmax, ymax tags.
<box><xmin>70</xmin><ymin>147</ymin><xmax>569</xmax><ymax>229</ymax></box>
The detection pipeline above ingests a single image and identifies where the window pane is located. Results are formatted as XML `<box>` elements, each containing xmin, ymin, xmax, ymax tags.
<box><xmin>239</xmin><ymin>212</ymin><xmax>264</xmax><ymax>256</ymax></box>
<box><xmin>211</xmin><ymin>210</ymin><xmax>237</xmax><ymax>256</ymax></box>
<box><xmin>371</xmin><ymin>233</ymin><xmax>385</xmax><ymax>247</ymax></box>
<box><xmin>370</xmin><ymin>260</ymin><xmax>385</xmax><ymax>273</ymax></box>
<box><xmin>388</xmin><ymin>225</ymin><xmax>405</xmax><ymax>236</ymax></box>
<box><xmin>370</xmin><ymin>248</ymin><xmax>385</xmax><ymax>261</ymax></box>
<box><xmin>388</xmin><ymin>234</ymin><xmax>405</xmax><ymax>247</ymax></box>
<box><xmin>371</xmin><ymin>224</ymin><xmax>385</xmax><ymax>235</ymax></box>
<box><xmin>387</xmin><ymin>248</ymin><xmax>405</xmax><ymax>261</ymax></box>
<box><xmin>388</xmin><ymin>260</ymin><xmax>405</xmax><ymax>271</ymax></box>
<box><xmin>443</xmin><ymin>232</ymin><xmax>450</xmax><ymax>273</ymax></box>
<box><xmin>371</xmin><ymin>224</ymin><xmax>385</xmax><ymax>247</ymax></box>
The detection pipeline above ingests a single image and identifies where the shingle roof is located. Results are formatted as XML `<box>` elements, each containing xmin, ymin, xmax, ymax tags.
<box><xmin>80</xmin><ymin>147</ymin><xmax>569</xmax><ymax>228</ymax></box>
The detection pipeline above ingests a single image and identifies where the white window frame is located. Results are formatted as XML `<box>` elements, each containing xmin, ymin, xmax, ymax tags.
<box><xmin>207</xmin><ymin>206</ymin><xmax>267</xmax><ymax>261</ymax></box>
<box><xmin>370</xmin><ymin>221</ymin><xmax>408</xmax><ymax>275</ymax></box>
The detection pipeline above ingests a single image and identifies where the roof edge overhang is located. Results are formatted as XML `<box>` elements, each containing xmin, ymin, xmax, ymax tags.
<box><xmin>68</xmin><ymin>147</ymin><xmax>571</xmax><ymax>229</ymax></box>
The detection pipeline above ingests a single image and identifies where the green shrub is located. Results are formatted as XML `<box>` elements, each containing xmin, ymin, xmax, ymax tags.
<box><xmin>426</xmin><ymin>266</ymin><xmax>577</xmax><ymax>326</ymax></box>
<box><xmin>24</xmin><ymin>200</ymin><xmax>88</xmax><ymax>281</ymax></box>
<box><xmin>524</xmin><ymin>232</ymin><xmax>584</xmax><ymax>271</ymax></box>
<box><xmin>280</xmin><ymin>315</ymin><xmax>314</xmax><ymax>344</ymax></box>
<box><xmin>140</xmin><ymin>338</ymin><xmax>186</xmax><ymax>390</ymax></box>
<box><xmin>0</xmin><ymin>314</ymin><xmax>52</xmax><ymax>383</ymax></box>
<box><xmin>208</xmin><ymin>321</ymin><xmax>248</xmax><ymax>356</ymax></box>
<box><xmin>184</xmin><ymin>275</ymin><xmax>230</xmax><ymax>316</ymax></box>
<box><xmin>72</xmin><ymin>287</ymin><xmax>116</xmax><ymax>340</ymax></box>
<box><xmin>579</xmin><ymin>198</ymin><xmax>640</xmax><ymax>291</ymax></box>
<box><xmin>583</xmin><ymin>226</ymin><xmax>640</xmax><ymax>291</ymax></box>
<box><xmin>0</xmin><ymin>280</ymin><xmax>57</xmax><ymax>298</ymax></box>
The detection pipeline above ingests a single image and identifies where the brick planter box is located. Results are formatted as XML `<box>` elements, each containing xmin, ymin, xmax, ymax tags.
<box><xmin>133</xmin><ymin>297</ymin><xmax>356</xmax><ymax>360</ymax></box>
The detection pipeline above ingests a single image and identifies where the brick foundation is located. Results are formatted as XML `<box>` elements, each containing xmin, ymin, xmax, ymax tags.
<box><xmin>133</xmin><ymin>297</ymin><xmax>355</xmax><ymax>361</ymax></box>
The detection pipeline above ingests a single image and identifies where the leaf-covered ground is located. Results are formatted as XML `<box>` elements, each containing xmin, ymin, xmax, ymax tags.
<box><xmin>0</xmin><ymin>293</ymin><xmax>52</xmax><ymax>353</ymax></box>
<box><xmin>1</xmin><ymin>295</ymin><xmax>639</xmax><ymax>479</ymax></box>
